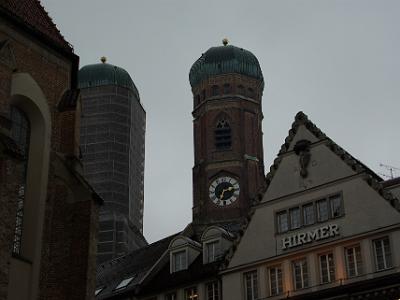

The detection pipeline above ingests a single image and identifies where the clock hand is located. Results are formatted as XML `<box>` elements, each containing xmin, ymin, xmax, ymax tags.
<box><xmin>219</xmin><ymin>186</ymin><xmax>234</xmax><ymax>199</ymax></box>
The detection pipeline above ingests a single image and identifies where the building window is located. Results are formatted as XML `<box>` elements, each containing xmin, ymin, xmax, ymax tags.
<box><xmin>204</xmin><ymin>240</ymin><xmax>220</xmax><ymax>263</ymax></box>
<box><xmin>196</xmin><ymin>95</ymin><xmax>201</xmax><ymax>105</ymax></box>
<box><xmin>237</xmin><ymin>85</ymin><xmax>244</xmax><ymax>95</ymax></box>
<box><xmin>172</xmin><ymin>250</ymin><xmax>187</xmax><ymax>272</ymax></box>
<box><xmin>373</xmin><ymin>237</ymin><xmax>392</xmax><ymax>271</ymax></box>
<box><xmin>244</xmin><ymin>270</ymin><xmax>258</xmax><ymax>300</ymax></box>
<box><xmin>319</xmin><ymin>253</ymin><xmax>335</xmax><ymax>283</ymax></box>
<box><xmin>223</xmin><ymin>83</ymin><xmax>231</xmax><ymax>94</ymax></box>
<box><xmin>268</xmin><ymin>265</ymin><xmax>283</xmax><ymax>296</ymax></box>
<box><xmin>345</xmin><ymin>245</ymin><xmax>363</xmax><ymax>277</ymax></box>
<box><xmin>211</xmin><ymin>85</ymin><xmax>220</xmax><ymax>96</ymax></box>
<box><xmin>114</xmin><ymin>275</ymin><xmax>135</xmax><ymax>290</ymax></box>
<box><xmin>202</xmin><ymin>89</ymin><xmax>206</xmax><ymax>100</ymax></box>
<box><xmin>247</xmin><ymin>88</ymin><xmax>255</xmax><ymax>98</ymax></box>
<box><xmin>302</xmin><ymin>203</ymin><xmax>315</xmax><ymax>226</ymax></box>
<box><xmin>330</xmin><ymin>194</ymin><xmax>343</xmax><ymax>218</ymax></box>
<box><xmin>317</xmin><ymin>199</ymin><xmax>329</xmax><ymax>222</ymax></box>
<box><xmin>206</xmin><ymin>281</ymin><xmax>219</xmax><ymax>300</ymax></box>
<box><xmin>289</xmin><ymin>207</ymin><xmax>301</xmax><ymax>229</ymax></box>
<box><xmin>184</xmin><ymin>286</ymin><xmax>198</xmax><ymax>300</ymax></box>
<box><xmin>292</xmin><ymin>259</ymin><xmax>308</xmax><ymax>290</ymax></box>
<box><xmin>276</xmin><ymin>193</ymin><xmax>343</xmax><ymax>234</ymax></box>
<box><xmin>215</xmin><ymin>119</ymin><xmax>231</xmax><ymax>150</ymax></box>
<box><xmin>10</xmin><ymin>106</ymin><xmax>31</xmax><ymax>255</ymax></box>
<box><xmin>277</xmin><ymin>211</ymin><xmax>288</xmax><ymax>233</ymax></box>
<box><xmin>165</xmin><ymin>292</ymin><xmax>177</xmax><ymax>300</ymax></box>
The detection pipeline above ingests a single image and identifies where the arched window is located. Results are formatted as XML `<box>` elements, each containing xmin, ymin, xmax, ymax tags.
<box><xmin>215</xmin><ymin>119</ymin><xmax>231</xmax><ymax>150</ymax></box>
<box><xmin>211</xmin><ymin>85</ymin><xmax>220</xmax><ymax>96</ymax></box>
<box><xmin>10</xmin><ymin>106</ymin><xmax>31</xmax><ymax>255</ymax></box>
<box><xmin>223</xmin><ymin>83</ymin><xmax>231</xmax><ymax>94</ymax></box>
<box><xmin>247</xmin><ymin>88</ymin><xmax>255</xmax><ymax>99</ymax></box>
<box><xmin>237</xmin><ymin>85</ymin><xmax>244</xmax><ymax>96</ymax></box>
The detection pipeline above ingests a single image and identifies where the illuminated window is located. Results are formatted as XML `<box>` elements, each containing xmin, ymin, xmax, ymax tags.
<box><xmin>345</xmin><ymin>245</ymin><xmax>363</xmax><ymax>277</ymax></box>
<box><xmin>10</xmin><ymin>106</ymin><xmax>31</xmax><ymax>255</ymax></box>
<box><xmin>268</xmin><ymin>265</ymin><xmax>283</xmax><ymax>296</ymax></box>
<box><xmin>244</xmin><ymin>270</ymin><xmax>258</xmax><ymax>300</ymax></box>
<box><xmin>206</xmin><ymin>281</ymin><xmax>219</xmax><ymax>300</ymax></box>
<box><xmin>184</xmin><ymin>286</ymin><xmax>198</xmax><ymax>300</ymax></box>
<box><xmin>292</xmin><ymin>259</ymin><xmax>308</xmax><ymax>290</ymax></box>
<box><xmin>373</xmin><ymin>237</ymin><xmax>392</xmax><ymax>271</ymax></box>
<box><xmin>215</xmin><ymin>119</ymin><xmax>231</xmax><ymax>150</ymax></box>
<box><xmin>319</xmin><ymin>253</ymin><xmax>335</xmax><ymax>283</ymax></box>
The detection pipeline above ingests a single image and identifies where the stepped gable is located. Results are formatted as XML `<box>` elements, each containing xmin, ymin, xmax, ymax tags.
<box><xmin>261</xmin><ymin>111</ymin><xmax>400</xmax><ymax>210</ymax></box>
<box><xmin>0</xmin><ymin>0</ymin><xmax>72</xmax><ymax>51</ymax></box>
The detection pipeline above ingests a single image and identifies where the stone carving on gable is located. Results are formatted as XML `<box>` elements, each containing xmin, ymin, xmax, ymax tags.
<box><xmin>294</xmin><ymin>139</ymin><xmax>311</xmax><ymax>178</ymax></box>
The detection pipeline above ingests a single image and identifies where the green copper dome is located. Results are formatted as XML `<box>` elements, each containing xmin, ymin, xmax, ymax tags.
<box><xmin>189</xmin><ymin>44</ymin><xmax>264</xmax><ymax>89</ymax></box>
<box><xmin>78</xmin><ymin>62</ymin><xmax>140</xmax><ymax>99</ymax></box>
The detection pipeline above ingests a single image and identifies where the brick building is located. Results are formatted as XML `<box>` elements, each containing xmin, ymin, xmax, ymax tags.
<box><xmin>0</xmin><ymin>1</ymin><xmax>101</xmax><ymax>299</ymax></box>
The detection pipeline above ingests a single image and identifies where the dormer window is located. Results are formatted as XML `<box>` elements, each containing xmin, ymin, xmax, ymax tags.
<box><xmin>172</xmin><ymin>249</ymin><xmax>187</xmax><ymax>272</ymax></box>
<box><xmin>204</xmin><ymin>239</ymin><xmax>220</xmax><ymax>263</ymax></box>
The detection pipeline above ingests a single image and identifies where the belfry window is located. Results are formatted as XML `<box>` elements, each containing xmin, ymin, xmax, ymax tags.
<box><xmin>223</xmin><ymin>83</ymin><xmax>231</xmax><ymax>94</ymax></box>
<box><xmin>10</xmin><ymin>106</ymin><xmax>31</xmax><ymax>255</ymax></box>
<box><xmin>211</xmin><ymin>85</ymin><xmax>220</xmax><ymax>96</ymax></box>
<box><xmin>215</xmin><ymin>119</ymin><xmax>231</xmax><ymax>150</ymax></box>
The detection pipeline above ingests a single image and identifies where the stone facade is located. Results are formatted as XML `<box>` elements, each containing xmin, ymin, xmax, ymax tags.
<box><xmin>0</xmin><ymin>2</ymin><xmax>101</xmax><ymax>300</ymax></box>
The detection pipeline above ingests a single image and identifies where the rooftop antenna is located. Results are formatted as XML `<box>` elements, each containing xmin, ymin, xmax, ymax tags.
<box><xmin>379</xmin><ymin>163</ymin><xmax>400</xmax><ymax>179</ymax></box>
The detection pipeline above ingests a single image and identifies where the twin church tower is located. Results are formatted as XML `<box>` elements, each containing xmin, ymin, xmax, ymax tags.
<box><xmin>189</xmin><ymin>39</ymin><xmax>265</xmax><ymax>225</ymax></box>
<box><xmin>79</xmin><ymin>40</ymin><xmax>265</xmax><ymax>263</ymax></box>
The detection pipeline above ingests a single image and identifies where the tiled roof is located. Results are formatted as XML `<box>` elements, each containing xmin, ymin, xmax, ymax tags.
<box><xmin>0</xmin><ymin>0</ymin><xmax>72</xmax><ymax>51</ymax></box>
<box><xmin>96</xmin><ymin>233</ymin><xmax>179</xmax><ymax>299</ymax></box>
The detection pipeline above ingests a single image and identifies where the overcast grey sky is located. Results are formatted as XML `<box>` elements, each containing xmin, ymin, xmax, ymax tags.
<box><xmin>42</xmin><ymin>0</ymin><xmax>400</xmax><ymax>243</ymax></box>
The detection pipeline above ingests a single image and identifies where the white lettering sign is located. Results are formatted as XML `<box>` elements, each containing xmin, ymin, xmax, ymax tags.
<box><xmin>281</xmin><ymin>224</ymin><xmax>339</xmax><ymax>250</ymax></box>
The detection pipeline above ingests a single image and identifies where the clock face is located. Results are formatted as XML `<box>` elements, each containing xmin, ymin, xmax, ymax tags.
<box><xmin>209</xmin><ymin>176</ymin><xmax>240</xmax><ymax>206</ymax></box>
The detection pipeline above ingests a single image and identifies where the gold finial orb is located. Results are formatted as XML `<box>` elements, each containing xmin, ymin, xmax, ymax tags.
<box><xmin>100</xmin><ymin>56</ymin><xmax>107</xmax><ymax>63</ymax></box>
<box><xmin>222</xmin><ymin>38</ymin><xmax>229</xmax><ymax>46</ymax></box>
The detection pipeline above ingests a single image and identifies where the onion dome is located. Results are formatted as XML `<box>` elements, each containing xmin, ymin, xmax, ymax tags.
<box><xmin>78</xmin><ymin>57</ymin><xmax>140</xmax><ymax>99</ymax></box>
<box><xmin>189</xmin><ymin>39</ymin><xmax>264</xmax><ymax>89</ymax></box>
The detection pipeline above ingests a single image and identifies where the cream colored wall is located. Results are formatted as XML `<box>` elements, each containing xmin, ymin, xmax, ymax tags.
<box><xmin>264</xmin><ymin>125</ymin><xmax>355</xmax><ymax>202</ymax></box>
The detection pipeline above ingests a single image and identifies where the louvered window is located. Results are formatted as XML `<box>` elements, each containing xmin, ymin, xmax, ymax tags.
<box><xmin>215</xmin><ymin>119</ymin><xmax>231</xmax><ymax>150</ymax></box>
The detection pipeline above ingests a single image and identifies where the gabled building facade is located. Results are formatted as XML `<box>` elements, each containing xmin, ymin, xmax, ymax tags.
<box><xmin>222</xmin><ymin>112</ymin><xmax>400</xmax><ymax>300</ymax></box>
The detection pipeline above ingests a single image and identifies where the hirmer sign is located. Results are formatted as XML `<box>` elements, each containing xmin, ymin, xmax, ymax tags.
<box><xmin>281</xmin><ymin>224</ymin><xmax>339</xmax><ymax>250</ymax></box>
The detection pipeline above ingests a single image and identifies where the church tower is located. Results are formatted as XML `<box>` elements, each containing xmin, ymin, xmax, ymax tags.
<box><xmin>189</xmin><ymin>39</ymin><xmax>265</xmax><ymax>225</ymax></box>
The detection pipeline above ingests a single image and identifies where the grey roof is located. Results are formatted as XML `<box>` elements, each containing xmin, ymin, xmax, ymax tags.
<box><xmin>95</xmin><ymin>221</ymin><xmax>244</xmax><ymax>299</ymax></box>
